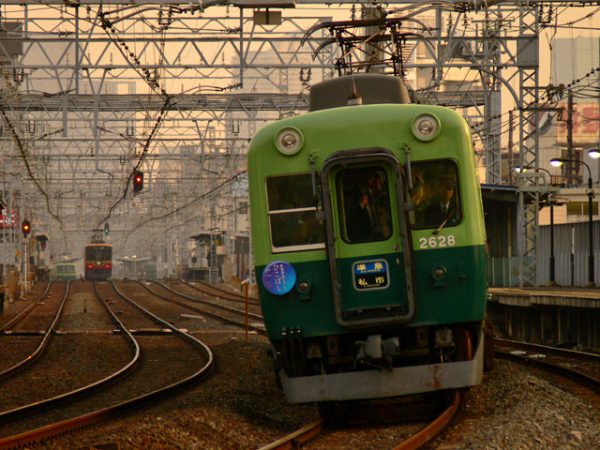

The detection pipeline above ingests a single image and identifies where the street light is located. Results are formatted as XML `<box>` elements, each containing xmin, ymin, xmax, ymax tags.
<box><xmin>514</xmin><ymin>165</ymin><xmax>558</xmax><ymax>285</ymax></box>
<box><xmin>549</xmin><ymin>157</ymin><xmax>595</xmax><ymax>287</ymax></box>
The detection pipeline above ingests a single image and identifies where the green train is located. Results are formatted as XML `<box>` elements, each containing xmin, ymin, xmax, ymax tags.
<box><xmin>248</xmin><ymin>74</ymin><xmax>489</xmax><ymax>403</ymax></box>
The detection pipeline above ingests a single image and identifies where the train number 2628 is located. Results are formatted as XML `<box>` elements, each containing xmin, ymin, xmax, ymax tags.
<box><xmin>418</xmin><ymin>235</ymin><xmax>456</xmax><ymax>249</ymax></box>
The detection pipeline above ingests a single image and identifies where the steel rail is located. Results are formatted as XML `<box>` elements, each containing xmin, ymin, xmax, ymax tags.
<box><xmin>135</xmin><ymin>280</ymin><xmax>266</xmax><ymax>335</ymax></box>
<box><xmin>0</xmin><ymin>282</ymin><xmax>141</xmax><ymax>424</ymax></box>
<box><xmin>257</xmin><ymin>419</ymin><xmax>324</xmax><ymax>450</ymax></box>
<box><xmin>0</xmin><ymin>281</ymin><xmax>214</xmax><ymax>449</ymax></box>
<box><xmin>392</xmin><ymin>391</ymin><xmax>461</xmax><ymax>450</ymax></box>
<box><xmin>181</xmin><ymin>279</ymin><xmax>260</xmax><ymax>304</ymax></box>
<box><xmin>0</xmin><ymin>282</ymin><xmax>67</xmax><ymax>383</ymax></box>
<box><xmin>110</xmin><ymin>280</ymin><xmax>217</xmax><ymax>357</ymax></box>
<box><xmin>495</xmin><ymin>341</ymin><xmax>600</xmax><ymax>394</ymax></box>
<box><xmin>153</xmin><ymin>280</ymin><xmax>263</xmax><ymax>321</ymax></box>
<box><xmin>494</xmin><ymin>338</ymin><xmax>600</xmax><ymax>362</ymax></box>
<box><xmin>0</xmin><ymin>282</ymin><xmax>53</xmax><ymax>332</ymax></box>
<box><xmin>258</xmin><ymin>392</ymin><xmax>461</xmax><ymax>450</ymax></box>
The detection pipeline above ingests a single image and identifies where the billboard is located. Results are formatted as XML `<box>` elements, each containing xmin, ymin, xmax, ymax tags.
<box><xmin>556</xmin><ymin>103</ymin><xmax>600</xmax><ymax>146</ymax></box>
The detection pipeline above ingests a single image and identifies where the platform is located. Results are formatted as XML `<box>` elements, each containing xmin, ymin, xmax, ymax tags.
<box><xmin>489</xmin><ymin>287</ymin><xmax>600</xmax><ymax>309</ymax></box>
<box><xmin>487</xmin><ymin>287</ymin><xmax>600</xmax><ymax>353</ymax></box>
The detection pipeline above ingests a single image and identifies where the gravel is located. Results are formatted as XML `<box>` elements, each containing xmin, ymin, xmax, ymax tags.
<box><xmin>41</xmin><ymin>343</ymin><xmax>599</xmax><ymax>450</ymax></box>
<box><xmin>429</xmin><ymin>360</ymin><xmax>599</xmax><ymax>449</ymax></box>
<box><xmin>2</xmin><ymin>282</ymin><xmax>598</xmax><ymax>449</ymax></box>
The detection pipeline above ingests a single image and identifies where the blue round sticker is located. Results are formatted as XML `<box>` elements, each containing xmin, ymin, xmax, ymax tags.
<box><xmin>262</xmin><ymin>261</ymin><xmax>297</xmax><ymax>296</ymax></box>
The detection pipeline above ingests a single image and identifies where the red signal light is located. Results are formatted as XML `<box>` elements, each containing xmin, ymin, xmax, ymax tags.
<box><xmin>21</xmin><ymin>220</ymin><xmax>31</xmax><ymax>237</ymax></box>
<box><xmin>133</xmin><ymin>170</ymin><xmax>144</xmax><ymax>194</ymax></box>
<box><xmin>86</xmin><ymin>263</ymin><xmax>94</xmax><ymax>270</ymax></box>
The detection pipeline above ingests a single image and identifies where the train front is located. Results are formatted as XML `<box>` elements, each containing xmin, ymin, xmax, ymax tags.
<box><xmin>247</xmin><ymin>74</ymin><xmax>488</xmax><ymax>403</ymax></box>
<box><xmin>84</xmin><ymin>244</ymin><xmax>113</xmax><ymax>280</ymax></box>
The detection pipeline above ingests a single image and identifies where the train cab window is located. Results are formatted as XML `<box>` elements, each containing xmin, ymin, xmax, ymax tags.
<box><xmin>337</xmin><ymin>167</ymin><xmax>393</xmax><ymax>243</ymax></box>
<box><xmin>85</xmin><ymin>246</ymin><xmax>112</xmax><ymax>260</ymax></box>
<box><xmin>266</xmin><ymin>174</ymin><xmax>325</xmax><ymax>252</ymax></box>
<box><xmin>410</xmin><ymin>161</ymin><xmax>461</xmax><ymax>229</ymax></box>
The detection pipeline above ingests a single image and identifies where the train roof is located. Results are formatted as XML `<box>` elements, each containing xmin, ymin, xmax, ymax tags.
<box><xmin>85</xmin><ymin>243</ymin><xmax>112</xmax><ymax>248</ymax></box>
<box><xmin>309</xmin><ymin>74</ymin><xmax>411</xmax><ymax>112</ymax></box>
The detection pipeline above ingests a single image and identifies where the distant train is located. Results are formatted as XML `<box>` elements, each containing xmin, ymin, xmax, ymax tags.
<box><xmin>247</xmin><ymin>74</ymin><xmax>490</xmax><ymax>404</ymax></box>
<box><xmin>84</xmin><ymin>242</ymin><xmax>112</xmax><ymax>281</ymax></box>
<box><xmin>54</xmin><ymin>262</ymin><xmax>77</xmax><ymax>281</ymax></box>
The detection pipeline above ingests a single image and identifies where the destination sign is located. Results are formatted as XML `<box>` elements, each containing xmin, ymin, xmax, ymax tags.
<box><xmin>262</xmin><ymin>260</ymin><xmax>297</xmax><ymax>296</ymax></box>
<box><xmin>352</xmin><ymin>260</ymin><xmax>389</xmax><ymax>290</ymax></box>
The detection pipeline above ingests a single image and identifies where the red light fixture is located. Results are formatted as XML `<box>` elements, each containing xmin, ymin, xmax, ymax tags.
<box><xmin>133</xmin><ymin>170</ymin><xmax>144</xmax><ymax>194</ymax></box>
<box><xmin>21</xmin><ymin>219</ymin><xmax>31</xmax><ymax>237</ymax></box>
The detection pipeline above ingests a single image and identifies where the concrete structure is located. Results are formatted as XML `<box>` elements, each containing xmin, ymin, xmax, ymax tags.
<box><xmin>489</xmin><ymin>287</ymin><xmax>600</xmax><ymax>353</ymax></box>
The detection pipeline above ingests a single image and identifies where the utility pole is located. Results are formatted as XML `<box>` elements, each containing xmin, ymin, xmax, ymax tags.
<box><xmin>566</xmin><ymin>89</ymin><xmax>574</xmax><ymax>186</ymax></box>
<box><xmin>508</xmin><ymin>110</ymin><xmax>514</xmax><ymax>184</ymax></box>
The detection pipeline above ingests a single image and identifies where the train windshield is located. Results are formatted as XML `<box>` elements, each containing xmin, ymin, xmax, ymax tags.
<box><xmin>337</xmin><ymin>166</ymin><xmax>393</xmax><ymax>243</ymax></box>
<box><xmin>266</xmin><ymin>174</ymin><xmax>325</xmax><ymax>252</ymax></box>
<box><xmin>410</xmin><ymin>160</ymin><xmax>461</xmax><ymax>229</ymax></box>
<box><xmin>85</xmin><ymin>246</ymin><xmax>112</xmax><ymax>260</ymax></box>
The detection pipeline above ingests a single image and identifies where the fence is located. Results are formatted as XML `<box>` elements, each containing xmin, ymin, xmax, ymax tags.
<box><xmin>488</xmin><ymin>221</ymin><xmax>600</xmax><ymax>287</ymax></box>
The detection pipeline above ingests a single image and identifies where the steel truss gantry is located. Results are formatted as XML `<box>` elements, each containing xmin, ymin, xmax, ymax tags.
<box><xmin>1</xmin><ymin>1</ymin><xmax>596</xmax><ymax>281</ymax></box>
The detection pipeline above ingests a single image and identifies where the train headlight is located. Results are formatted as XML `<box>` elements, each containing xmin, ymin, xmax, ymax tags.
<box><xmin>412</xmin><ymin>114</ymin><xmax>441</xmax><ymax>142</ymax></box>
<box><xmin>296</xmin><ymin>279</ymin><xmax>312</xmax><ymax>301</ymax></box>
<box><xmin>432</xmin><ymin>266</ymin><xmax>447</xmax><ymax>279</ymax></box>
<box><xmin>275</xmin><ymin>127</ymin><xmax>304</xmax><ymax>155</ymax></box>
<box><xmin>431</xmin><ymin>265</ymin><xmax>447</xmax><ymax>288</ymax></box>
<box><xmin>297</xmin><ymin>280</ymin><xmax>311</xmax><ymax>293</ymax></box>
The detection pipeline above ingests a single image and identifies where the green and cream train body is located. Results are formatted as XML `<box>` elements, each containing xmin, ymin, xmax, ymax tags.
<box><xmin>248</xmin><ymin>74</ymin><xmax>487</xmax><ymax>403</ymax></box>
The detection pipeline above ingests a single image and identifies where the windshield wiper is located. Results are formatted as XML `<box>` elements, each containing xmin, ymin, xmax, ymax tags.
<box><xmin>433</xmin><ymin>215</ymin><xmax>451</xmax><ymax>235</ymax></box>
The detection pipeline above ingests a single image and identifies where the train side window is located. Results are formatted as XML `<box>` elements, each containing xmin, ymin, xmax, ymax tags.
<box><xmin>337</xmin><ymin>167</ymin><xmax>393</xmax><ymax>243</ymax></box>
<box><xmin>266</xmin><ymin>174</ymin><xmax>325</xmax><ymax>252</ymax></box>
<box><xmin>410</xmin><ymin>161</ymin><xmax>462</xmax><ymax>229</ymax></box>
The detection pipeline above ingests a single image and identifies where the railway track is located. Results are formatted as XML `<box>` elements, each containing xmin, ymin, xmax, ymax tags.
<box><xmin>0</xmin><ymin>281</ymin><xmax>214</xmax><ymax>448</ymax></box>
<box><xmin>0</xmin><ymin>282</ymin><xmax>63</xmax><ymax>382</ymax></box>
<box><xmin>495</xmin><ymin>338</ymin><xmax>600</xmax><ymax>395</ymax></box>
<box><xmin>0</xmin><ymin>282</ymin><xmax>53</xmax><ymax>332</ymax></box>
<box><xmin>138</xmin><ymin>280</ymin><xmax>266</xmax><ymax>335</ymax></box>
<box><xmin>6</xmin><ymin>281</ymin><xmax>595</xmax><ymax>448</ymax></box>
<box><xmin>169</xmin><ymin>281</ymin><xmax>471</xmax><ymax>449</ymax></box>
<box><xmin>258</xmin><ymin>392</ymin><xmax>461</xmax><ymax>450</ymax></box>
<box><xmin>178</xmin><ymin>279</ymin><xmax>260</xmax><ymax>305</ymax></box>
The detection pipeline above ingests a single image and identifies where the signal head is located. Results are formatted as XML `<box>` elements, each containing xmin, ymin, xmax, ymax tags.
<box><xmin>133</xmin><ymin>170</ymin><xmax>144</xmax><ymax>194</ymax></box>
<box><xmin>21</xmin><ymin>219</ymin><xmax>31</xmax><ymax>237</ymax></box>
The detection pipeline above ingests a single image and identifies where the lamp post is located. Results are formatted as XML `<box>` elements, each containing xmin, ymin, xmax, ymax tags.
<box><xmin>550</xmin><ymin>157</ymin><xmax>595</xmax><ymax>287</ymax></box>
<box><xmin>514</xmin><ymin>165</ymin><xmax>558</xmax><ymax>285</ymax></box>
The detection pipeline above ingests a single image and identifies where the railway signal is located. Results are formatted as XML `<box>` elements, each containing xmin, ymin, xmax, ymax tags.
<box><xmin>133</xmin><ymin>170</ymin><xmax>144</xmax><ymax>194</ymax></box>
<box><xmin>36</xmin><ymin>234</ymin><xmax>48</xmax><ymax>249</ymax></box>
<box><xmin>21</xmin><ymin>219</ymin><xmax>31</xmax><ymax>238</ymax></box>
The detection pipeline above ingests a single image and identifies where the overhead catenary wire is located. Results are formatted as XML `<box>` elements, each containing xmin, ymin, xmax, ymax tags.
<box><xmin>123</xmin><ymin>170</ymin><xmax>246</xmax><ymax>242</ymax></box>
